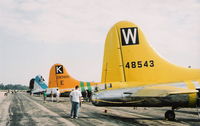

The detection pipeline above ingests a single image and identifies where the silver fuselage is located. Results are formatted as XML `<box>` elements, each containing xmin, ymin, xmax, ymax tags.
<box><xmin>91</xmin><ymin>82</ymin><xmax>200</xmax><ymax>107</ymax></box>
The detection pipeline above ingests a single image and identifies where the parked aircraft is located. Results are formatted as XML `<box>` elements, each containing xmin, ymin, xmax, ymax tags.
<box><xmin>91</xmin><ymin>21</ymin><xmax>200</xmax><ymax>121</ymax></box>
<box><xmin>29</xmin><ymin>75</ymin><xmax>48</xmax><ymax>94</ymax></box>
<box><xmin>48</xmin><ymin>64</ymin><xmax>97</xmax><ymax>96</ymax></box>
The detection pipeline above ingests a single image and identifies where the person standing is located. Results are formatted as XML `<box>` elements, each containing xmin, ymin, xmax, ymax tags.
<box><xmin>56</xmin><ymin>89</ymin><xmax>60</xmax><ymax>102</ymax></box>
<box><xmin>43</xmin><ymin>90</ymin><xmax>47</xmax><ymax>103</ymax></box>
<box><xmin>50</xmin><ymin>90</ymin><xmax>54</xmax><ymax>102</ymax></box>
<box><xmin>87</xmin><ymin>90</ymin><xmax>92</xmax><ymax>102</ymax></box>
<box><xmin>70</xmin><ymin>85</ymin><xmax>82</xmax><ymax>119</ymax></box>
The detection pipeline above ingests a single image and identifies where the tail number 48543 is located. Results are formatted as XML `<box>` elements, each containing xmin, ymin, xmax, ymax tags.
<box><xmin>125</xmin><ymin>60</ymin><xmax>154</xmax><ymax>69</ymax></box>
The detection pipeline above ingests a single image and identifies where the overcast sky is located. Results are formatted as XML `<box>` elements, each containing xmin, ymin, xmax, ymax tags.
<box><xmin>0</xmin><ymin>0</ymin><xmax>200</xmax><ymax>85</ymax></box>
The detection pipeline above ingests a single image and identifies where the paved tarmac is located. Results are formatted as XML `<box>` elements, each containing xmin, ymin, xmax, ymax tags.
<box><xmin>0</xmin><ymin>92</ymin><xmax>200</xmax><ymax>126</ymax></box>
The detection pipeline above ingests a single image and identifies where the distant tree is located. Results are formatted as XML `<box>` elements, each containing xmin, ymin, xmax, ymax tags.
<box><xmin>0</xmin><ymin>84</ymin><xmax>28</xmax><ymax>90</ymax></box>
<box><xmin>0</xmin><ymin>84</ymin><xmax>4</xmax><ymax>90</ymax></box>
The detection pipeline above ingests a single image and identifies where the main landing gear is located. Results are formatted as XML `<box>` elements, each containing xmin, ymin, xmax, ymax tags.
<box><xmin>165</xmin><ymin>107</ymin><xmax>176</xmax><ymax>121</ymax></box>
<box><xmin>165</xmin><ymin>110</ymin><xmax>175</xmax><ymax>121</ymax></box>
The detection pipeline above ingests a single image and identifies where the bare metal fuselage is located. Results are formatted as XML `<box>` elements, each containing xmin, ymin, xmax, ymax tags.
<box><xmin>92</xmin><ymin>82</ymin><xmax>199</xmax><ymax>108</ymax></box>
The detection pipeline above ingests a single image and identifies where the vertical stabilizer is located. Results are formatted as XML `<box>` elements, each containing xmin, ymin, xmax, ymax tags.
<box><xmin>48</xmin><ymin>64</ymin><xmax>79</xmax><ymax>91</ymax></box>
<box><xmin>101</xmin><ymin>21</ymin><xmax>200</xmax><ymax>83</ymax></box>
<box><xmin>32</xmin><ymin>75</ymin><xmax>47</xmax><ymax>94</ymax></box>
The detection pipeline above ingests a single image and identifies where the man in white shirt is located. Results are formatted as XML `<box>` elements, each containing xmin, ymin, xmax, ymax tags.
<box><xmin>70</xmin><ymin>85</ymin><xmax>82</xmax><ymax>119</ymax></box>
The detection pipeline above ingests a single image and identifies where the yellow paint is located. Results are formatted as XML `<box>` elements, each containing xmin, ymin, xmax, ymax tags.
<box><xmin>102</xmin><ymin>21</ymin><xmax>200</xmax><ymax>85</ymax></box>
<box><xmin>92</xmin><ymin>99</ymin><xmax>143</xmax><ymax>104</ymax></box>
<box><xmin>99</xmin><ymin>21</ymin><xmax>200</xmax><ymax>107</ymax></box>
<box><xmin>101</xmin><ymin>26</ymin><xmax>125</xmax><ymax>82</ymax></box>
<box><xmin>185</xmin><ymin>81</ymin><xmax>197</xmax><ymax>107</ymax></box>
<box><xmin>134</xmin><ymin>86</ymin><xmax>197</xmax><ymax>97</ymax></box>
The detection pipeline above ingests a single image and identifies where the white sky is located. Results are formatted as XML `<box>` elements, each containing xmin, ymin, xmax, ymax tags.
<box><xmin>0</xmin><ymin>0</ymin><xmax>200</xmax><ymax>85</ymax></box>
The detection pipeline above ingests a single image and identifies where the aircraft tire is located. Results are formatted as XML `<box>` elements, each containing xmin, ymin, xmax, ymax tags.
<box><xmin>165</xmin><ymin>110</ymin><xmax>175</xmax><ymax>121</ymax></box>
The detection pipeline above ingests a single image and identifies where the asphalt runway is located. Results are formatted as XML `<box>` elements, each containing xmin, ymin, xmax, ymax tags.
<box><xmin>0</xmin><ymin>92</ymin><xmax>200</xmax><ymax>126</ymax></box>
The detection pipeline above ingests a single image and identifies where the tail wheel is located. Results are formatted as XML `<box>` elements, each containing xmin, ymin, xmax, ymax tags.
<box><xmin>165</xmin><ymin>110</ymin><xmax>175</xmax><ymax>121</ymax></box>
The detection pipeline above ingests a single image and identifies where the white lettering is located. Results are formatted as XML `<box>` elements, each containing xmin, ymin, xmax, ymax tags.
<box><xmin>122</xmin><ymin>28</ymin><xmax>137</xmax><ymax>45</ymax></box>
<box><xmin>56</xmin><ymin>66</ymin><xmax>62</xmax><ymax>73</ymax></box>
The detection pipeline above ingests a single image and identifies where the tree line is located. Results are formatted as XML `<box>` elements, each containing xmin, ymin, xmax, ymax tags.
<box><xmin>0</xmin><ymin>84</ymin><xmax>28</xmax><ymax>90</ymax></box>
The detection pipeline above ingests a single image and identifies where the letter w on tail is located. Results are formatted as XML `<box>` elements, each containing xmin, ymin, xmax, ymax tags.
<box><xmin>121</xmin><ymin>27</ymin><xmax>139</xmax><ymax>46</ymax></box>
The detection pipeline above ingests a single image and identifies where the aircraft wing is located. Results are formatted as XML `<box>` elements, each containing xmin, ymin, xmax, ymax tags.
<box><xmin>126</xmin><ymin>85</ymin><xmax>198</xmax><ymax>97</ymax></box>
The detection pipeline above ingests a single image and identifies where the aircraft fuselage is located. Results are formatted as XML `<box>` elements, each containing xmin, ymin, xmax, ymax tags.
<box><xmin>92</xmin><ymin>82</ymin><xmax>199</xmax><ymax>108</ymax></box>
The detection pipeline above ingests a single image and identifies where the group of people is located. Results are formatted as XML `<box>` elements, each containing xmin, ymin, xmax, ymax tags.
<box><xmin>43</xmin><ymin>89</ymin><xmax>60</xmax><ymax>103</ymax></box>
<box><xmin>81</xmin><ymin>89</ymin><xmax>92</xmax><ymax>102</ymax></box>
<box><xmin>42</xmin><ymin>85</ymin><xmax>83</xmax><ymax>119</ymax></box>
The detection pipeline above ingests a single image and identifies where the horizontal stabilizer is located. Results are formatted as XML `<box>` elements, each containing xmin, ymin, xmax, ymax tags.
<box><xmin>169</xmin><ymin>90</ymin><xmax>198</xmax><ymax>95</ymax></box>
<box><xmin>129</xmin><ymin>86</ymin><xmax>197</xmax><ymax>97</ymax></box>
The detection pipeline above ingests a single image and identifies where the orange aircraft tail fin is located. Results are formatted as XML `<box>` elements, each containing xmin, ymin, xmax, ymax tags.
<box><xmin>48</xmin><ymin>64</ymin><xmax>79</xmax><ymax>92</ymax></box>
<box><xmin>48</xmin><ymin>64</ymin><xmax>97</xmax><ymax>92</ymax></box>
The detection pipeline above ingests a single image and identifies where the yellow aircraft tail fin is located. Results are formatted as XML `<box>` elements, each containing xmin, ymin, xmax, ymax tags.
<box><xmin>101</xmin><ymin>21</ymin><xmax>200</xmax><ymax>83</ymax></box>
